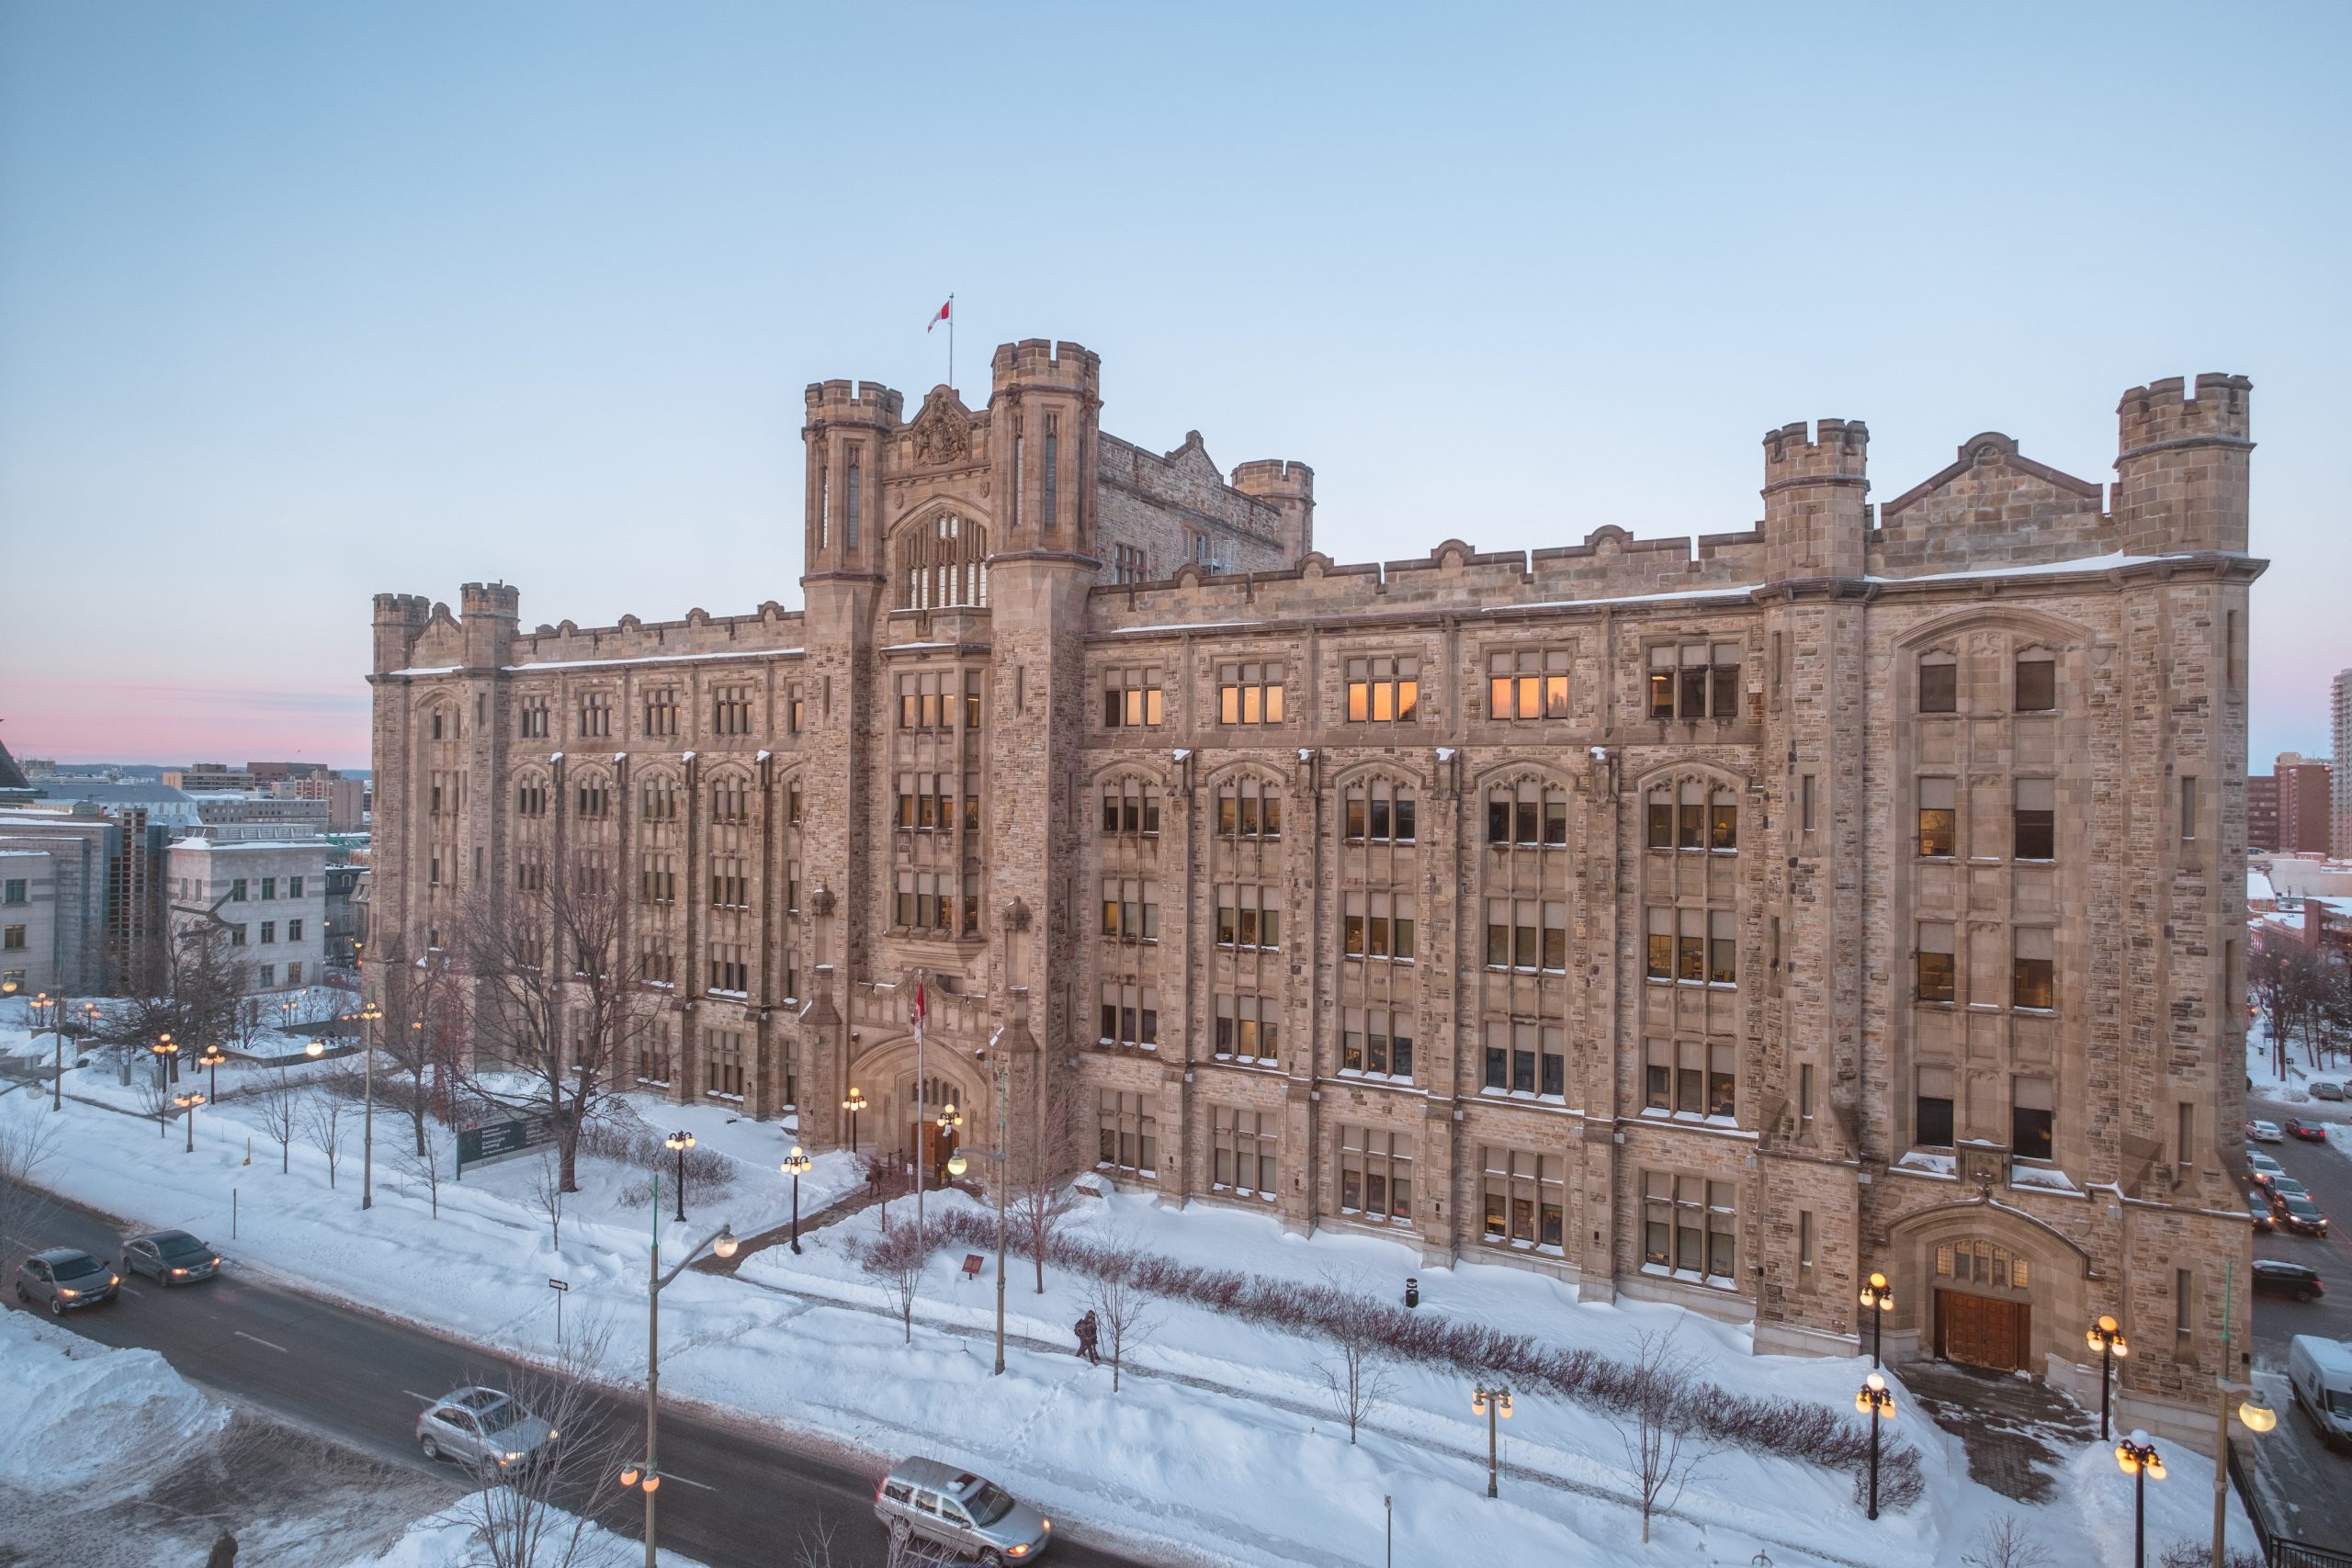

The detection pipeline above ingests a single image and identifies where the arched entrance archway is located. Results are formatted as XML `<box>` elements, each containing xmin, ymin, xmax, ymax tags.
<box><xmin>1886</xmin><ymin>1197</ymin><xmax>2095</xmax><ymax>1379</ymax></box>
<box><xmin>846</xmin><ymin>1033</ymin><xmax>984</xmax><ymax>1183</ymax></box>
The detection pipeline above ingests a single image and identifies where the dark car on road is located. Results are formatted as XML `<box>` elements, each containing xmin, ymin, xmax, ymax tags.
<box><xmin>13</xmin><ymin>1247</ymin><xmax>119</xmax><ymax>1315</ymax></box>
<box><xmin>2250</xmin><ymin>1191</ymin><xmax>2277</xmax><ymax>1234</ymax></box>
<box><xmin>2255</xmin><ymin>1259</ymin><xmax>2326</xmax><ymax>1303</ymax></box>
<box><xmin>2275</xmin><ymin>1193</ymin><xmax>2331</xmax><ymax>1237</ymax></box>
<box><xmin>2312</xmin><ymin>1081</ymin><xmax>2346</xmax><ymax>1101</ymax></box>
<box><xmin>121</xmin><ymin>1231</ymin><xmax>221</xmax><ymax>1286</ymax></box>
<box><xmin>2285</xmin><ymin>1119</ymin><xmax>2332</xmax><ymax>1143</ymax></box>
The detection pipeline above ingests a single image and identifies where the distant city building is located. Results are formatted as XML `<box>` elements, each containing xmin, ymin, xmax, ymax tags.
<box><xmin>0</xmin><ymin>846</ymin><xmax>59</xmax><ymax>994</ymax></box>
<box><xmin>195</xmin><ymin>795</ymin><xmax>332</xmax><ymax>832</ymax></box>
<box><xmin>2272</xmin><ymin>752</ymin><xmax>2333</xmax><ymax>858</ymax></box>
<box><xmin>2247</xmin><ymin>773</ymin><xmax>2279</xmax><ymax>852</ymax></box>
<box><xmin>166</xmin><ymin>836</ymin><xmax>329</xmax><ymax>992</ymax></box>
<box><xmin>0</xmin><ymin>806</ymin><xmax>158</xmax><ymax>990</ymax></box>
<box><xmin>286</xmin><ymin>773</ymin><xmax>368</xmax><ymax>831</ymax></box>
<box><xmin>2336</xmin><ymin>670</ymin><xmax>2352</xmax><ymax>858</ymax></box>
<box><xmin>17</xmin><ymin>758</ymin><xmax>58</xmax><ymax>783</ymax></box>
<box><xmin>323</xmin><ymin>861</ymin><xmax>364</xmax><ymax>969</ymax></box>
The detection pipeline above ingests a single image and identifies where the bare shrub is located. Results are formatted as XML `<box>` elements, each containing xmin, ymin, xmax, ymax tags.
<box><xmin>2158</xmin><ymin>1543</ymin><xmax>2260</xmax><ymax>1568</ymax></box>
<box><xmin>1080</xmin><ymin>1243</ymin><xmax>1158</xmax><ymax>1393</ymax></box>
<box><xmin>0</xmin><ymin>1110</ymin><xmax>62</xmax><ymax>1280</ymax></box>
<box><xmin>251</xmin><ymin>1064</ymin><xmax>301</xmax><ymax>1174</ymax></box>
<box><xmin>1964</xmin><ymin>1515</ymin><xmax>2053</xmax><ymax>1568</ymax></box>
<box><xmin>584</xmin><ymin>1101</ymin><xmax>738</xmax><ymax>1207</ymax></box>
<box><xmin>794</xmin><ymin>1512</ymin><xmax>957</xmax><ymax>1568</ymax></box>
<box><xmin>854</xmin><ymin>1219</ymin><xmax>935</xmax><ymax>1343</ymax></box>
<box><xmin>531</xmin><ymin>1151</ymin><xmax>566</xmax><ymax>1249</ymax></box>
<box><xmin>395</xmin><ymin>1124</ymin><xmax>447</xmax><ymax>1219</ymax></box>
<box><xmin>1012</xmin><ymin>1072</ymin><xmax>1084</xmax><ymax>1294</ymax></box>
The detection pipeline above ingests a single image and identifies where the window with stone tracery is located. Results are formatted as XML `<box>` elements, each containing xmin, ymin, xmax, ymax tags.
<box><xmin>899</xmin><ymin>513</ymin><xmax>989</xmax><ymax>609</ymax></box>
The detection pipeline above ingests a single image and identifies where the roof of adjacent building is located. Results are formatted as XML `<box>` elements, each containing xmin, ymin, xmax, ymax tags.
<box><xmin>0</xmin><ymin>736</ymin><xmax>28</xmax><ymax>791</ymax></box>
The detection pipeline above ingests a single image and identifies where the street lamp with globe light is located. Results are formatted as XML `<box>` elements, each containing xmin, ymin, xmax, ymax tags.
<box><xmin>173</xmin><ymin>1089</ymin><xmax>207</xmax><ymax>1153</ymax></box>
<box><xmin>1858</xmin><ymin>1270</ymin><xmax>1894</xmax><ymax>1369</ymax></box>
<box><xmin>1856</xmin><ymin>1371</ymin><xmax>1895</xmax><ymax>1520</ymax></box>
<box><xmin>1471</xmin><ymin>1382</ymin><xmax>1513</xmax><ymax>1498</ymax></box>
<box><xmin>841</xmin><ymin>1086</ymin><xmax>865</xmax><ymax>1160</ymax></box>
<box><xmin>632</xmin><ymin>1210</ymin><xmax>737</xmax><ymax>1568</ymax></box>
<box><xmin>664</xmin><ymin>1132</ymin><xmax>695</xmax><ymax>1223</ymax></box>
<box><xmin>2115</xmin><ymin>1430</ymin><xmax>2165</xmax><ymax>1568</ymax></box>
<box><xmin>782</xmin><ymin>1145</ymin><xmax>812</xmax><ymax>1254</ymax></box>
<box><xmin>2086</xmin><ymin>1314</ymin><xmax>2128</xmax><ymax>1439</ymax></box>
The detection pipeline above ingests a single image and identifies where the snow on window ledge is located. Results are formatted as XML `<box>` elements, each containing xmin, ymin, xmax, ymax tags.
<box><xmin>1894</xmin><ymin>1150</ymin><xmax>1958</xmax><ymax>1177</ymax></box>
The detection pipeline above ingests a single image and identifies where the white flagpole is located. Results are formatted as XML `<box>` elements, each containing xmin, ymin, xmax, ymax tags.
<box><xmin>946</xmin><ymin>294</ymin><xmax>956</xmax><ymax>392</ymax></box>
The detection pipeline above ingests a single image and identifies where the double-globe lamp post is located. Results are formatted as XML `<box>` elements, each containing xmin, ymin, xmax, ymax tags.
<box><xmin>841</xmin><ymin>1086</ymin><xmax>865</xmax><ymax>1159</ymax></box>
<box><xmin>174</xmin><ymin>1089</ymin><xmax>207</xmax><ymax>1153</ymax></box>
<box><xmin>782</xmin><ymin>1145</ymin><xmax>811</xmax><ymax>1255</ymax></box>
<box><xmin>198</xmin><ymin>1043</ymin><xmax>228</xmax><ymax>1105</ymax></box>
<box><xmin>2086</xmin><ymin>1314</ymin><xmax>2129</xmax><ymax>1440</ymax></box>
<box><xmin>2116</xmin><ymin>1431</ymin><xmax>2165</xmax><ymax>1568</ymax></box>
<box><xmin>150</xmin><ymin>1034</ymin><xmax>180</xmax><ymax>1135</ymax></box>
<box><xmin>1472</xmin><ymin>1382</ymin><xmax>1513</xmax><ymax>1498</ymax></box>
<box><xmin>1856</xmin><ymin>1371</ymin><xmax>1895</xmax><ymax>1520</ymax></box>
<box><xmin>665</xmin><ymin>1131</ymin><xmax>695</xmax><ymax>1223</ymax></box>
<box><xmin>1858</xmin><ymin>1269</ymin><xmax>1894</xmax><ymax>1368</ymax></box>
<box><xmin>622</xmin><ymin>1168</ymin><xmax>735</xmax><ymax>1568</ymax></box>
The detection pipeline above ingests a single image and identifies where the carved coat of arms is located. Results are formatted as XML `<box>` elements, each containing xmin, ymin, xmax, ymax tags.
<box><xmin>911</xmin><ymin>396</ymin><xmax>972</xmax><ymax>465</ymax></box>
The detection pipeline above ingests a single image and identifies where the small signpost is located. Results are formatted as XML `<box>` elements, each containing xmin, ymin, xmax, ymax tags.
<box><xmin>548</xmin><ymin>1277</ymin><xmax>570</xmax><ymax>1344</ymax></box>
<box><xmin>453</xmin><ymin>1113</ymin><xmax>555</xmax><ymax>1180</ymax></box>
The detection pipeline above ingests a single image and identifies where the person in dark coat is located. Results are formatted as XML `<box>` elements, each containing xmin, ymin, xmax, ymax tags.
<box><xmin>1075</xmin><ymin>1310</ymin><xmax>1101</xmax><ymax>1364</ymax></box>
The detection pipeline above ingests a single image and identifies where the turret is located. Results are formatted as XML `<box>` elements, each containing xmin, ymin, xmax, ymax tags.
<box><xmin>988</xmin><ymin>339</ymin><xmax>1101</xmax><ymax>553</ymax></box>
<box><xmin>371</xmin><ymin>592</ymin><xmax>432</xmax><ymax>674</ymax></box>
<box><xmin>1231</xmin><ymin>458</ymin><xmax>1316</xmax><ymax>562</ymax></box>
<box><xmin>458</xmin><ymin>581</ymin><xmax>519</xmax><ymax>669</ymax></box>
<box><xmin>2112</xmin><ymin>374</ymin><xmax>2252</xmax><ymax>557</ymax></box>
<box><xmin>1761</xmin><ymin>417</ymin><xmax>1870</xmax><ymax>581</ymax></box>
<box><xmin>802</xmin><ymin>378</ymin><xmax>904</xmax><ymax>580</ymax></box>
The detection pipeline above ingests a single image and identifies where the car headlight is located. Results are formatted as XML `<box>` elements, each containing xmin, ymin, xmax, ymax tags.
<box><xmin>107</xmin><ymin>1276</ymin><xmax>118</xmax><ymax>1286</ymax></box>
<box><xmin>171</xmin><ymin>1268</ymin><xmax>187</xmax><ymax>1276</ymax></box>
<box><xmin>1008</xmin><ymin>1548</ymin><xmax>1029</xmax><ymax>1559</ymax></box>
<box><xmin>58</xmin><ymin>1288</ymin><xmax>78</xmax><ymax>1298</ymax></box>
<box><xmin>503</xmin><ymin>1451</ymin><xmax>522</xmax><ymax>1463</ymax></box>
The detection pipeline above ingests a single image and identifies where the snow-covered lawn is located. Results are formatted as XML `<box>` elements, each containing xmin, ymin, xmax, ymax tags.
<box><xmin>0</xmin><ymin>998</ymin><xmax>2260</xmax><ymax>1568</ymax></box>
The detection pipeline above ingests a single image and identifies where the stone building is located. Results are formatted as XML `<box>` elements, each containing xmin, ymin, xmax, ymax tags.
<box><xmin>368</xmin><ymin>345</ymin><xmax>2258</xmax><ymax>1444</ymax></box>
<box><xmin>165</xmin><ymin>835</ymin><xmax>330</xmax><ymax>992</ymax></box>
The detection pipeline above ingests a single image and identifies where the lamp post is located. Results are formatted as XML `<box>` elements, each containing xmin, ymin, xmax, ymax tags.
<box><xmin>1858</xmin><ymin>1270</ymin><xmax>1894</xmax><ymax>1369</ymax></box>
<box><xmin>71</xmin><ymin>1001</ymin><xmax>97</xmax><ymax>1111</ymax></box>
<box><xmin>150</xmin><ymin>1034</ymin><xmax>180</xmax><ymax>1136</ymax></box>
<box><xmin>174</xmin><ymin>1090</ymin><xmax>207</xmax><ymax>1154</ymax></box>
<box><xmin>2086</xmin><ymin>1314</ymin><xmax>2129</xmax><ymax>1440</ymax></box>
<box><xmin>664</xmin><ymin>1131</ymin><xmax>695</xmax><ymax>1223</ymax></box>
<box><xmin>1856</xmin><ymin>1371</ymin><xmax>1895</xmax><ymax>1519</ymax></box>
<box><xmin>198</xmin><ymin>1043</ymin><xmax>228</xmax><ymax>1107</ymax></box>
<box><xmin>628</xmin><ymin>1166</ymin><xmax>735</xmax><ymax>1568</ymax></box>
<box><xmin>934</xmin><ymin>1100</ymin><xmax>963</xmax><ymax>1188</ymax></box>
<box><xmin>342</xmin><ymin>1002</ymin><xmax>381</xmax><ymax>1210</ymax></box>
<box><xmin>2214</xmin><ymin>1258</ymin><xmax>2277</xmax><ymax>1568</ymax></box>
<box><xmin>841</xmin><ymin>1086</ymin><xmax>865</xmax><ymax>1159</ymax></box>
<box><xmin>306</xmin><ymin>1037</ymin><xmax>325</xmax><ymax>1060</ymax></box>
<box><xmin>1471</xmin><ymin>1382</ymin><xmax>1512</xmax><ymax>1498</ymax></box>
<box><xmin>782</xmin><ymin>1145</ymin><xmax>811</xmax><ymax>1255</ymax></box>
<box><xmin>2116</xmin><ymin>1430</ymin><xmax>2165</xmax><ymax>1568</ymax></box>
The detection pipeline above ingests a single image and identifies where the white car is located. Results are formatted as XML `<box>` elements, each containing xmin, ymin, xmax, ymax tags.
<box><xmin>2249</xmin><ymin>1121</ymin><xmax>2286</xmax><ymax>1144</ymax></box>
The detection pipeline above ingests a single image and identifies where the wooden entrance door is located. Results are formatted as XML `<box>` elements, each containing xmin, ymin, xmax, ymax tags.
<box><xmin>1937</xmin><ymin>1289</ymin><xmax>2030</xmax><ymax>1371</ymax></box>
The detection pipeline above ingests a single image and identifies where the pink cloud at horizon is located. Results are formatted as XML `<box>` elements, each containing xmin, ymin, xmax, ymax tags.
<box><xmin>4</xmin><ymin>679</ymin><xmax>371</xmax><ymax>771</ymax></box>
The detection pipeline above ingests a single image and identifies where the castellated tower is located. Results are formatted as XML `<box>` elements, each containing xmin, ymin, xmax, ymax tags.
<box><xmin>1229</xmin><ymin>459</ymin><xmax>1316</xmax><ymax>561</ymax></box>
<box><xmin>987</xmin><ymin>338</ymin><xmax>1101</xmax><ymax>556</ymax></box>
<box><xmin>2112</xmin><ymin>373</ymin><xmax>2253</xmax><ymax>558</ymax></box>
<box><xmin>1760</xmin><ymin>417</ymin><xmax>1869</xmax><ymax>581</ymax></box>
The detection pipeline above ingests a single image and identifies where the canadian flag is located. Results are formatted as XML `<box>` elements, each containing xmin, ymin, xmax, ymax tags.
<box><xmin>927</xmin><ymin>299</ymin><xmax>951</xmax><ymax>332</ymax></box>
<box><xmin>910</xmin><ymin>979</ymin><xmax>927</xmax><ymax>1031</ymax></box>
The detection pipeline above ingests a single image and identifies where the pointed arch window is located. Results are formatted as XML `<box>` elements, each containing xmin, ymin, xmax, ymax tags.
<box><xmin>900</xmin><ymin>513</ymin><xmax>990</xmax><ymax>609</ymax></box>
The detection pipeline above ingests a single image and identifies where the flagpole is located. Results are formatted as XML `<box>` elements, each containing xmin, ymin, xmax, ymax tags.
<box><xmin>946</xmin><ymin>294</ymin><xmax>955</xmax><ymax>392</ymax></box>
<box><xmin>914</xmin><ymin>969</ymin><xmax>926</xmax><ymax>1231</ymax></box>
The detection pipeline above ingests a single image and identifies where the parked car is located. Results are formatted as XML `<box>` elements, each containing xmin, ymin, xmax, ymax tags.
<box><xmin>2249</xmin><ymin>1148</ymin><xmax>2287</xmax><ymax>1183</ymax></box>
<box><xmin>2312</xmin><ymin>1081</ymin><xmax>2347</xmax><ymax>1101</ymax></box>
<box><xmin>2250</xmin><ymin>1120</ymin><xmax>2287</xmax><ymax>1143</ymax></box>
<box><xmin>13</xmin><ymin>1247</ymin><xmax>119</xmax><ymax>1316</ymax></box>
<box><xmin>2268</xmin><ymin>1176</ymin><xmax>2314</xmax><ymax>1207</ymax></box>
<box><xmin>2276</xmin><ymin>1194</ymin><xmax>2331</xmax><ymax>1237</ymax></box>
<box><xmin>121</xmin><ymin>1230</ymin><xmax>220</xmax><ymax>1286</ymax></box>
<box><xmin>876</xmin><ymin>1456</ymin><xmax>1053</xmax><ymax>1564</ymax></box>
<box><xmin>2286</xmin><ymin>1119</ymin><xmax>2332</xmax><ymax>1143</ymax></box>
<box><xmin>2250</xmin><ymin>1191</ymin><xmax>2277</xmax><ymax>1233</ymax></box>
<box><xmin>2254</xmin><ymin>1259</ymin><xmax>2325</xmax><ymax>1303</ymax></box>
<box><xmin>415</xmin><ymin>1388</ymin><xmax>557</xmax><ymax>1477</ymax></box>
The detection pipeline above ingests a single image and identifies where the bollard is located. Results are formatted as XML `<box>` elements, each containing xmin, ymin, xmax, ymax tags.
<box><xmin>1405</xmin><ymin>1276</ymin><xmax>1419</xmax><ymax>1309</ymax></box>
<box><xmin>232</xmin><ymin>1188</ymin><xmax>238</xmax><ymax>1240</ymax></box>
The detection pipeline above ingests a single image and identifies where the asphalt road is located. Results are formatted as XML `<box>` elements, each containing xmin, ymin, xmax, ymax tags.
<box><xmin>2243</xmin><ymin>1092</ymin><xmax>2352</xmax><ymax>1554</ymax></box>
<box><xmin>8</xmin><ymin>1186</ymin><xmax>1149</xmax><ymax>1568</ymax></box>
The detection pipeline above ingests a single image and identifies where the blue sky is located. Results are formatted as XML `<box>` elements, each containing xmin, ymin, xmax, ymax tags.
<box><xmin>2</xmin><ymin>4</ymin><xmax>2346</xmax><ymax>768</ymax></box>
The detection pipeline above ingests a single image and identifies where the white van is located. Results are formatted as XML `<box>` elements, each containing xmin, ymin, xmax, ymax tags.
<box><xmin>2287</xmin><ymin>1335</ymin><xmax>2352</xmax><ymax>1449</ymax></box>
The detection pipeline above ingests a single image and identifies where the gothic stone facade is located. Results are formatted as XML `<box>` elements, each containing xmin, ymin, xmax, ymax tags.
<box><xmin>368</xmin><ymin>344</ymin><xmax>2258</xmax><ymax>1440</ymax></box>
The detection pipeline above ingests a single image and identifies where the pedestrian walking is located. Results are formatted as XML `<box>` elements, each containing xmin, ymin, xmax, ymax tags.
<box><xmin>1075</xmin><ymin>1310</ymin><xmax>1101</xmax><ymax>1365</ymax></box>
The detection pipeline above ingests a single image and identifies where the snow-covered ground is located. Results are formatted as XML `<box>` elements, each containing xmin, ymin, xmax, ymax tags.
<box><xmin>0</xmin><ymin>998</ymin><xmax>2259</xmax><ymax>1567</ymax></box>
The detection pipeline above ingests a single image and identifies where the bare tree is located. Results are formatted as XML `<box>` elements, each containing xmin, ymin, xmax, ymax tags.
<box><xmin>1081</xmin><ymin>1246</ymin><xmax>1158</xmax><ymax>1393</ymax></box>
<box><xmin>1311</xmin><ymin>1274</ymin><xmax>1396</xmax><ymax>1444</ymax></box>
<box><xmin>859</xmin><ymin>1220</ymin><xmax>934</xmax><ymax>1344</ymax></box>
<box><xmin>1609</xmin><ymin>1328</ymin><xmax>1711</xmax><ymax>1544</ymax></box>
<box><xmin>0</xmin><ymin>1110</ymin><xmax>62</xmax><ymax>1280</ymax></box>
<box><xmin>251</xmin><ymin>1064</ymin><xmax>301</xmax><ymax>1174</ymax></box>
<box><xmin>303</xmin><ymin>1088</ymin><xmax>346</xmax><ymax>1189</ymax></box>
<box><xmin>1963</xmin><ymin>1515</ymin><xmax>2054</xmax><ymax>1568</ymax></box>
<box><xmin>795</xmin><ymin>1512</ymin><xmax>957</xmax><ymax>1568</ymax></box>
<box><xmin>453</xmin><ymin>1322</ymin><xmax>631</xmax><ymax>1568</ymax></box>
<box><xmin>457</xmin><ymin>858</ymin><xmax>651</xmax><ymax>1192</ymax></box>
<box><xmin>530</xmin><ymin>1151</ymin><xmax>566</xmax><ymax>1249</ymax></box>
<box><xmin>378</xmin><ymin>938</ymin><xmax>465</xmax><ymax>1157</ymax></box>
<box><xmin>1012</xmin><ymin>1073</ymin><xmax>1084</xmax><ymax>1293</ymax></box>
<box><xmin>396</xmin><ymin>1123</ymin><xmax>447</xmax><ymax>1219</ymax></box>
<box><xmin>116</xmin><ymin>919</ymin><xmax>245</xmax><ymax>1076</ymax></box>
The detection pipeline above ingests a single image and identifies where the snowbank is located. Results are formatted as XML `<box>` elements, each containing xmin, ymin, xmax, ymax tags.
<box><xmin>334</xmin><ymin>1496</ymin><xmax>703</xmax><ymax>1568</ymax></box>
<box><xmin>0</xmin><ymin>1310</ymin><xmax>229</xmax><ymax>1501</ymax></box>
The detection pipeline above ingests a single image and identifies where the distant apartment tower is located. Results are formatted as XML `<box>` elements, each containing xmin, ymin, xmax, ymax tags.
<box><xmin>2248</xmin><ymin>773</ymin><xmax>2279</xmax><ymax>852</ymax></box>
<box><xmin>2336</xmin><ymin>671</ymin><xmax>2352</xmax><ymax>857</ymax></box>
<box><xmin>2271</xmin><ymin>753</ymin><xmax>2333</xmax><ymax>857</ymax></box>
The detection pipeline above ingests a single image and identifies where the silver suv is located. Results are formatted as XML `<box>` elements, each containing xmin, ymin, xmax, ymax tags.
<box><xmin>414</xmin><ymin>1387</ymin><xmax>557</xmax><ymax>1477</ymax></box>
<box><xmin>14</xmin><ymin>1247</ymin><xmax>119</xmax><ymax>1316</ymax></box>
<box><xmin>875</xmin><ymin>1456</ymin><xmax>1052</xmax><ymax>1564</ymax></box>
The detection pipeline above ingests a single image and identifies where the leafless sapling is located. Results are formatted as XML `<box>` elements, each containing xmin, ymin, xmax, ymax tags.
<box><xmin>1080</xmin><ymin>1245</ymin><xmax>1159</xmax><ymax>1393</ymax></box>
<box><xmin>396</xmin><ymin>1123</ymin><xmax>448</xmax><ymax>1219</ymax></box>
<box><xmin>1962</xmin><ymin>1514</ymin><xmax>2053</xmax><ymax>1568</ymax></box>
<box><xmin>1012</xmin><ymin>1072</ymin><xmax>1083</xmax><ymax>1293</ymax></box>
<box><xmin>860</xmin><ymin>1219</ymin><xmax>934</xmax><ymax>1344</ymax></box>
<box><xmin>251</xmin><ymin>1064</ymin><xmax>300</xmax><ymax>1174</ymax></box>
<box><xmin>531</xmin><ymin>1150</ymin><xmax>566</xmax><ymax>1249</ymax></box>
<box><xmin>1609</xmin><ymin>1328</ymin><xmax>1712</xmax><ymax>1545</ymax></box>
<box><xmin>302</xmin><ymin>1088</ymin><xmax>346</xmax><ymax>1189</ymax></box>
<box><xmin>0</xmin><ymin>1109</ymin><xmax>62</xmax><ymax>1280</ymax></box>
<box><xmin>1311</xmin><ymin>1273</ymin><xmax>1397</xmax><ymax>1444</ymax></box>
<box><xmin>454</xmin><ymin>1320</ymin><xmax>631</xmax><ymax>1568</ymax></box>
